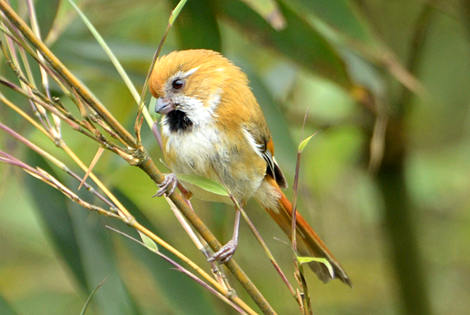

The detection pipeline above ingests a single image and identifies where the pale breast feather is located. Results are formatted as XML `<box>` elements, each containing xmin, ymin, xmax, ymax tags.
<box><xmin>163</xmin><ymin>122</ymin><xmax>224</xmax><ymax>175</ymax></box>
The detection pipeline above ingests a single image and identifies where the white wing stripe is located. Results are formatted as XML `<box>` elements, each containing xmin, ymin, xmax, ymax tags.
<box><xmin>242</xmin><ymin>127</ymin><xmax>264</xmax><ymax>158</ymax></box>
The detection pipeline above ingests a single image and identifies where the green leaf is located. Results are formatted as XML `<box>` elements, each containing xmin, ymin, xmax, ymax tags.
<box><xmin>67</xmin><ymin>202</ymin><xmax>141</xmax><ymax>315</ymax></box>
<box><xmin>297</xmin><ymin>256</ymin><xmax>334</xmax><ymax>279</ymax></box>
<box><xmin>178</xmin><ymin>174</ymin><xmax>228</xmax><ymax>196</ymax></box>
<box><xmin>25</xmin><ymin>151</ymin><xmax>89</xmax><ymax>292</ymax></box>
<box><xmin>80</xmin><ymin>278</ymin><xmax>107</xmax><ymax>315</ymax></box>
<box><xmin>170</xmin><ymin>0</ymin><xmax>221</xmax><ymax>51</ymax></box>
<box><xmin>148</xmin><ymin>97</ymin><xmax>158</xmax><ymax>118</ymax></box>
<box><xmin>169</xmin><ymin>0</ymin><xmax>188</xmax><ymax>26</ymax></box>
<box><xmin>283</xmin><ymin>0</ymin><xmax>386</xmax><ymax>95</ymax></box>
<box><xmin>284</xmin><ymin>0</ymin><xmax>418</xmax><ymax>96</ymax></box>
<box><xmin>0</xmin><ymin>295</ymin><xmax>18</xmax><ymax>315</ymax></box>
<box><xmin>25</xmin><ymin>152</ymin><xmax>140</xmax><ymax>315</ymax></box>
<box><xmin>66</xmin><ymin>0</ymin><xmax>139</xmax><ymax>103</ymax></box>
<box><xmin>241</xmin><ymin>0</ymin><xmax>285</xmax><ymax>30</ymax></box>
<box><xmin>112</xmin><ymin>189</ymin><xmax>217</xmax><ymax>315</ymax></box>
<box><xmin>298</xmin><ymin>132</ymin><xmax>318</xmax><ymax>153</ymax></box>
<box><xmin>36</xmin><ymin>0</ymin><xmax>61</xmax><ymax>39</ymax></box>
<box><xmin>217</xmin><ymin>0</ymin><xmax>352</xmax><ymax>88</ymax></box>
<box><xmin>66</xmin><ymin>0</ymin><xmax>153</xmax><ymax>128</ymax></box>
<box><xmin>289</xmin><ymin>0</ymin><xmax>376</xmax><ymax>44</ymax></box>
<box><xmin>138</xmin><ymin>231</ymin><xmax>158</xmax><ymax>252</ymax></box>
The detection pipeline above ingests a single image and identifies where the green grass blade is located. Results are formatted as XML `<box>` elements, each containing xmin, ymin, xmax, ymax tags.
<box><xmin>80</xmin><ymin>278</ymin><xmax>107</xmax><ymax>315</ymax></box>
<box><xmin>66</xmin><ymin>0</ymin><xmax>153</xmax><ymax>129</ymax></box>
<box><xmin>169</xmin><ymin>0</ymin><xmax>188</xmax><ymax>26</ymax></box>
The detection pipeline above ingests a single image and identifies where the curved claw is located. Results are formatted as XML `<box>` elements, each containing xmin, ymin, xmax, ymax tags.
<box><xmin>208</xmin><ymin>239</ymin><xmax>238</xmax><ymax>264</ymax></box>
<box><xmin>153</xmin><ymin>173</ymin><xmax>178</xmax><ymax>197</ymax></box>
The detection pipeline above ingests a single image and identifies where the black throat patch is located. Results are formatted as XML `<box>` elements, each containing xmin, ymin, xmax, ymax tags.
<box><xmin>167</xmin><ymin>110</ymin><xmax>193</xmax><ymax>132</ymax></box>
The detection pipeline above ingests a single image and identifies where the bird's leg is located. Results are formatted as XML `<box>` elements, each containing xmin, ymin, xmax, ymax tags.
<box><xmin>153</xmin><ymin>173</ymin><xmax>178</xmax><ymax>197</ymax></box>
<box><xmin>208</xmin><ymin>207</ymin><xmax>241</xmax><ymax>263</ymax></box>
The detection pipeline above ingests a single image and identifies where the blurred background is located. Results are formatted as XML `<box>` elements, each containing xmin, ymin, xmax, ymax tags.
<box><xmin>1</xmin><ymin>0</ymin><xmax>469</xmax><ymax>314</ymax></box>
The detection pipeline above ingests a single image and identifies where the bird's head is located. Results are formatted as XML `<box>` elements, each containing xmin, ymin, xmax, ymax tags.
<box><xmin>149</xmin><ymin>49</ymin><xmax>248</xmax><ymax>132</ymax></box>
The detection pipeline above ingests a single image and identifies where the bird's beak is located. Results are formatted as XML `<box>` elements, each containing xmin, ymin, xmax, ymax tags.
<box><xmin>155</xmin><ymin>97</ymin><xmax>175</xmax><ymax>115</ymax></box>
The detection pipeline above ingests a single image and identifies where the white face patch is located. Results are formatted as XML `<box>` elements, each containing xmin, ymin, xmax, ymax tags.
<box><xmin>161</xmin><ymin>67</ymin><xmax>223</xmax><ymax>129</ymax></box>
<box><xmin>161</xmin><ymin>94</ymin><xmax>214</xmax><ymax>130</ymax></box>
<box><xmin>161</xmin><ymin>87</ymin><xmax>223</xmax><ymax>131</ymax></box>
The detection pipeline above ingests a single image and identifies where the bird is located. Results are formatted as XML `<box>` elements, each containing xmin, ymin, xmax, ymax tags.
<box><xmin>149</xmin><ymin>49</ymin><xmax>351</xmax><ymax>286</ymax></box>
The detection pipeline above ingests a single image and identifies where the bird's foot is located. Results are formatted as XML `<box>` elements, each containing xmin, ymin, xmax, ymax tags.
<box><xmin>153</xmin><ymin>173</ymin><xmax>178</xmax><ymax>197</ymax></box>
<box><xmin>208</xmin><ymin>239</ymin><xmax>238</xmax><ymax>264</ymax></box>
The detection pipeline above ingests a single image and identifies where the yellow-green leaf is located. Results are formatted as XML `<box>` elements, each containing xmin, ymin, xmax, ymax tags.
<box><xmin>297</xmin><ymin>256</ymin><xmax>334</xmax><ymax>278</ymax></box>
<box><xmin>298</xmin><ymin>132</ymin><xmax>318</xmax><ymax>153</ymax></box>
<box><xmin>148</xmin><ymin>97</ymin><xmax>158</xmax><ymax>118</ymax></box>
<box><xmin>138</xmin><ymin>231</ymin><xmax>158</xmax><ymax>253</ymax></box>
<box><xmin>169</xmin><ymin>0</ymin><xmax>188</xmax><ymax>25</ymax></box>
<box><xmin>178</xmin><ymin>174</ymin><xmax>229</xmax><ymax>196</ymax></box>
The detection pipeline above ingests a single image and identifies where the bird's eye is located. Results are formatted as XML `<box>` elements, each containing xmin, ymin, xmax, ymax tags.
<box><xmin>172</xmin><ymin>78</ymin><xmax>184</xmax><ymax>90</ymax></box>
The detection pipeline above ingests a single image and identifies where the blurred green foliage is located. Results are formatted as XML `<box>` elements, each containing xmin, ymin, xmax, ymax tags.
<box><xmin>1</xmin><ymin>0</ymin><xmax>470</xmax><ymax>314</ymax></box>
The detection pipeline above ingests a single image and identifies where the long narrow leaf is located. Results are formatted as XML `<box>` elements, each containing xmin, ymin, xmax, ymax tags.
<box><xmin>217</xmin><ymin>0</ymin><xmax>352</xmax><ymax>88</ymax></box>
<box><xmin>0</xmin><ymin>295</ymin><xmax>18</xmax><ymax>315</ymax></box>
<box><xmin>36</xmin><ymin>0</ymin><xmax>62</xmax><ymax>39</ymax></box>
<box><xmin>66</xmin><ymin>0</ymin><xmax>153</xmax><ymax>128</ymax></box>
<box><xmin>170</xmin><ymin>0</ymin><xmax>221</xmax><ymax>51</ymax></box>
<box><xmin>80</xmin><ymin>278</ymin><xmax>107</xmax><ymax>315</ymax></box>
<box><xmin>290</xmin><ymin>0</ymin><xmax>376</xmax><ymax>44</ymax></box>
<box><xmin>178</xmin><ymin>174</ymin><xmax>228</xmax><ymax>196</ymax></box>
<box><xmin>112</xmin><ymin>189</ymin><xmax>217</xmax><ymax>315</ymax></box>
<box><xmin>25</xmin><ymin>151</ymin><xmax>89</xmax><ymax>292</ymax></box>
<box><xmin>67</xmin><ymin>201</ymin><xmax>141</xmax><ymax>315</ymax></box>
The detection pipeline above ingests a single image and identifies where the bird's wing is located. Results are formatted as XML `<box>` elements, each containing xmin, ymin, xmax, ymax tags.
<box><xmin>243</xmin><ymin>125</ymin><xmax>287</xmax><ymax>188</ymax></box>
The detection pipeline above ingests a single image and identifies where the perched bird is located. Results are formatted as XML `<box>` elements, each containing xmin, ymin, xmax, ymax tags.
<box><xmin>150</xmin><ymin>49</ymin><xmax>350</xmax><ymax>285</ymax></box>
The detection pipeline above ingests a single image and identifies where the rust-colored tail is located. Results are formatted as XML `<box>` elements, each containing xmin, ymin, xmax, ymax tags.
<box><xmin>258</xmin><ymin>178</ymin><xmax>351</xmax><ymax>286</ymax></box>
